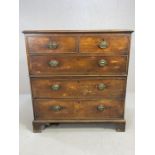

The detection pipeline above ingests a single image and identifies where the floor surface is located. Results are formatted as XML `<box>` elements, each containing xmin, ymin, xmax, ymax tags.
<box><xmin>19</xmin><ymin>93</ymin><xmax>134</xmax><ymax>155</ymax></box>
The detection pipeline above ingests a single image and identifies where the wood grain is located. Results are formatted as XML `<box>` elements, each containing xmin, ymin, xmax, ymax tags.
<box><xmin>23</xmin><ymin>30</ymin><xmax>133</xmax><ymax>132</ymax></box>
<box><xmin>27</xmin><ymin>36</ymin><xmax>77</xmax><ymax>53</ymax></box>
<box><xmin>34</xmin><ymin>99</ymin><xmax>124</xmax><ymax>120</ymax></box>
<box><xmin>31</xmin><ymin>77</ymin><xmax>126</xmax><ymax>99</ymax></box>
<box><xmin>80</xmin><ymin>34</ymin><xmax>130</xmax><ymax>54</ymax></box>
<box><xmin>29</xmin><ymin>55</ymin><xmax>128</xmax><ymax>75</ymax></box>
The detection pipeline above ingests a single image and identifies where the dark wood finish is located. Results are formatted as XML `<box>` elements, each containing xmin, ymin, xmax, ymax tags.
<box><xmin>23</xmin><ymin>30</ymin><xmax>133</xmax><ymax>132</ymax></box>
<box><xmin>116</xmin><ymin>122</ymin><xmax>126</xmax><ymax>132</ymax></box>
<box><xmin>33</xmin><ymin>121</ymin><xmax>46</xmax><ymax>133</ymax></box>
<box><xmin>27</xmin><ymin>36</ymin><xmax>77</xmax><ymax>53</ymax></box>
<box><xmin>32</xmin><ymin>121</ymin><xmax>51</xmax><ymax>133</ymax></box>
<box><xmin>33</xmin><ymin>119</ymin><xmax>126</xmax><ymax>132</ymax></box>
<box><xmin>29</xmin><ymin>55</ymin><xmax>128</xmax><ymax>75</ymax></box>
<box><xmin>23</xmin><ymin>30</ymin><xmax>133</xmax><ymax>34</ymax></box>
<box><xmin>79</xmin><ymin>34</ymin><xmax>130</xmax><ymax>54</ymax></box>
<box><xmin>31</xmin><ymin>77</ymin><xmax>126</xmax><ymax>99</ymax></box>
<box><xmin>33</xmin><ymin>99</ymin><xmax>124</xmax><ymax>120</ymax></box>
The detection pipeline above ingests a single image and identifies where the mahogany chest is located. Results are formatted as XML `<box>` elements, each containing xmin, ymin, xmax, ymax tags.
<box><xmin>23</xmin><ymin>30</ymin><xmax>133</xmax><ymax>132</ymax></box>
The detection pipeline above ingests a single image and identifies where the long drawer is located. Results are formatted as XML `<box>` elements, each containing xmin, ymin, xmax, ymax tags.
<box><xmin>31</xmin><ymin>77</ymin><xmax>126</xmax><ymax>99</ymax></box>
<box><xmin>34</xmin><ymin>99</ymin><xmax>124</xmax><ymax>120</ymax></box>
<box><xmin>29</xmin><ymin>55</ymin><xmax>128</xmax><ymax>75</ymax></box>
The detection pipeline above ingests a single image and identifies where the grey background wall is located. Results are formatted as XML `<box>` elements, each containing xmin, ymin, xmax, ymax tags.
<box><xmin>19</xmin><ymin>0</ymin><xmax>134</xmax><ymax>94</ymax></box>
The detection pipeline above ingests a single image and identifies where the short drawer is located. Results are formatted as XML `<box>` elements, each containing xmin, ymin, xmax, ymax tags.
<box><xmin>31</xmin><ymin>77</ymin><xmax>126</xmax><ymax>99</ymax></box>
<box><xmin>27</xmin><ymin>36</ymin><xmax>77</xmax><ymax>53</ymax></box>
<box><xmin>34</xmin><ymin>99</ymin><xmax>124</xmax><ymax>120</ymax></box>
<box><xmin>79</xmin><ymin>34</ymin><xmax>130</xmax><ymax>54</ymax></box>
<box><xmin>29</xmin><ymin>55</ymin><xmax>128</xmax><ymax>75</ymax></box>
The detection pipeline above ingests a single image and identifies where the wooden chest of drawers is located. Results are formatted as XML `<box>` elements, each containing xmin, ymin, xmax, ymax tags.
<box><xmin>23</xmin><ymin>30</ymin><xmax>133</xmax><ymax>132</ymax></box>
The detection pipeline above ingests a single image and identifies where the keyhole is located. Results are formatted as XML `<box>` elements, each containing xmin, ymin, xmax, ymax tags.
<box><xmin>77</xmin><ymin>101</ymin><xmax>80</xmax><ymax>104</ymax></box>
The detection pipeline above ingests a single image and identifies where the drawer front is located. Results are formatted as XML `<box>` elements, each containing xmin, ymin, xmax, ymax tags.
<box><xmin>31</xmin><ymin>78</ymin><xmax>126</xmax><ymax>98</ymax></box>
<box><xmin>79</xmin><ymin>34</ymin><xmax>130</xmax><ymax>54</ymax></box>
<box><xmin>27</xmin><ymin>36</ymin><xmax>77</xmax><ymax>53</ymax></box>
<box><xmin>29</xmin><ymin>55</ymin><xmax>128</xmax><ymax>75</ymax></box>
<box><xmin>34</xmin><ymin>99</ymin><xmax>124</xmax><ymax>120</ymax></box>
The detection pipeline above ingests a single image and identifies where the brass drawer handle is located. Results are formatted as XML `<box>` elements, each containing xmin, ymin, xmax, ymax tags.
<box><xmin>97</xmin><ymin>105</ymin><xmax>105</xmax><ymax>111</ymax></box>
<box><xmin>48</xmin><ymin>60</ymin><xmax>59</xmax><ymax>67</ymax></box>
<box><xmin>49</xmin><ymin>105</ymin><xmax>63</xmax><ymax>111</ymax></box>
<box><xmin>98</xmin><ymin>40</ymin><xmax>108</xmax><ymax>49</ymax></box>
<box><xmin>98</xmin><ymin>83</ymin><xmax>106</xmax><ymax>90</ymax></box>
<box><xmin>48</xmin><ymin>41</ymin><xmax>58</xmax><ymax>49</ymax></box>
<box><xmin>51</xmin><ymin>84</ymin><xmax>61</xmax><ymax>91</ymax></box>
<box><xmin>98</xmin><ymin>59</ymin><xmax>107</xmax><ymax>67</ymax></box>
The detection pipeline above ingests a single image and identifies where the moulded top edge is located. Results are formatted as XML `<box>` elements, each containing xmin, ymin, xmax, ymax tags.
<box><xmin>22</xmin><ymin>29</ymin><xmax>134</xmax><ymax>34</ymax></box>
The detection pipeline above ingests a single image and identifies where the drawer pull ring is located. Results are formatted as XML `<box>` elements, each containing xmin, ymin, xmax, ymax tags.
<box><xmin>48</xmin><ymin>60</ymin><xmax>59</xmax><ymax>67</ymax></box>
<box><xmin>49</xmin><ymin>105</ymin><xmax>63</xmax><ymax>111</ymax></box>
<box><xmin>48</xmin><ymin>41</ymin><xmax>58</xmax><ymax>49</ymax></box>
<box><xmin>99</xmin><ymin>40</ymin><xmax>108</xmax><ymax>49</ymax></box>
<box><xmin>98</xmin><ymin>83</ymin><xmax>106</xmax><ymax>90</ymax></box>
<box><xmin>98</xmin><ymin>59</ymin><xmax>107</xmax><ymax>67</ymax></box>
<box><xmin>51</xmin><ymin>84</ymin><xmax>61</xmax><ymax>91</ymax></box>
<box><xmin>97</xmin><ymin>105</ymin><xmax>105</xmax><ymax>111</ymax></box>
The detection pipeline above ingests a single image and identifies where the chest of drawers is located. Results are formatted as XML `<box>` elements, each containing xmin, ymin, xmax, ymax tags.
<box><xmin>23</xmin><ymin>30</ymin><xmax>133</xmax><ymax>132</ymax></box>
